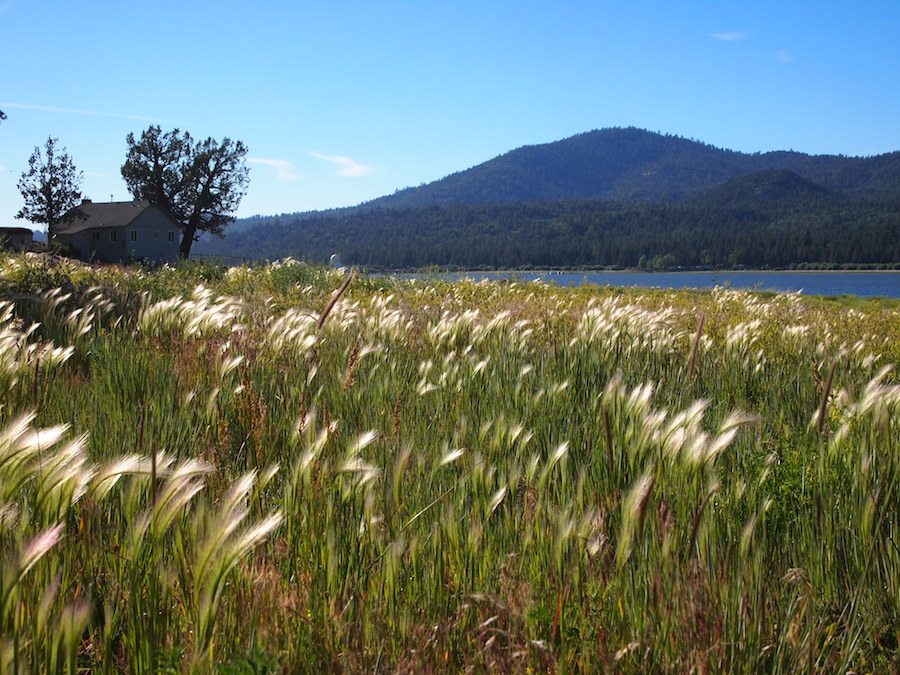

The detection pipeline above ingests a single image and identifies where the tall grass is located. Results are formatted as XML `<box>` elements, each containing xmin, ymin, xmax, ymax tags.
<box><xmin>0</xmin><ymin>252</ymin><xmax>897</xmax><ymax>671</ymax></box>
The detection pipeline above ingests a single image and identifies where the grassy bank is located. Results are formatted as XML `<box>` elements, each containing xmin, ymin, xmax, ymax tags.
<box><xmin>0</xmin><ymin>253</ymin><xmax>897</xmax><ymax>671</ymax></box>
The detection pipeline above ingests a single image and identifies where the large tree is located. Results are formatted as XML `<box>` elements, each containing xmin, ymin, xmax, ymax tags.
<box><xmin>121</xmin><ymin>126</ymin><xmax>249</xmax><ymax>259</ymax></box>
<box><xmin>16</xmin><ymin>137</ymin><xmax>83</xmax><ymax>240</ymax></box>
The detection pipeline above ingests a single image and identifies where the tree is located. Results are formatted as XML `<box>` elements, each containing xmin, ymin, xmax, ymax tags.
<box><xmin>0</xmin><ymin>110</ymin><xmax>6</xmax><ymax>123</ymax></box>
<box><xmin>121</xmin><ymin>126</ymin><xmax>249</xmax><ymax>259</ymax></box>
<box><xmin>16</xmin><ymin>137</ymin><xmax>83</xmax><ymax>240</ymax></box>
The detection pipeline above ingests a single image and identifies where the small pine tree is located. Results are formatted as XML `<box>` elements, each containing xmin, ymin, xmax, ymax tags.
<box><xmin>16</xmin><ymin>137</ymin><xmax>83</xmax><ymax>241</ymax></box>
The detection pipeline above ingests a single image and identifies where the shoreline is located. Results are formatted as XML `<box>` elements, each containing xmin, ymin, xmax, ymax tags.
<box><xmin>381</xmin><ymin>268</ymin><xmax>900</xmax><ymax>301</ymax></box>
<box><xmin>391</xmin><ymin>268</ymin><xmax>900</xmax><ymax>275</ymax></box>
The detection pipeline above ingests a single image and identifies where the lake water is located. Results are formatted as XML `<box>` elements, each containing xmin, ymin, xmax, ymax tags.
<box><xmin>394</xmin><ymin>271</ymin><xmax>900</xmax><ymax>298</ymax></box>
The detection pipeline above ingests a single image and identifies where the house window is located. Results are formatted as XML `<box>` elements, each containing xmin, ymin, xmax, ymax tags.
<box><xmin>168</xmin><ymin>231</ymin><xmax>176</xmax><ymax>242</ymax></box>
<box><xmin>91</xmin><ymin>231</ymin><xmax>100</xmax><ymax>241</ymax></box>
<box><xmin>130</xmin><ymin>230</ymin><xmax>138</xmax><ymax>242</ymax></box>
<box><xmin>154</xmin><ymin>230</ymin><xmax>160</xmax><ymax>241</ymax></box>
<box><xmin>109</xmin><ymin>230</ymin><xmax>117</xmax><ymax>242</ymax></box>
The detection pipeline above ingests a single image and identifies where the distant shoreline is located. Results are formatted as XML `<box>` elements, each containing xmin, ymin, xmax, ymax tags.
<box><xmin>387</xmin><ymin>266</ymin><xmax>900</xmax><ymax>275</ymax></box>
<box><xmin>382</xmin><ymin>268</ymin><xmax>900</xmax><ymax>300</ymax></box>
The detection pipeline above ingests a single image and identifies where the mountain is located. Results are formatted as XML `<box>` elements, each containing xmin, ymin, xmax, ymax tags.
<box><xmin>361</xmin><ymin>128</ymin><xmax>900</xmax><ymax>208</ymax></box>
<box><xmin>691</xmin><ymin>169</ymin><xmax>836</xmax><ymax>209</ymax></box>
<box><xmin>195</xmin><ymin>128</ymin><xmax>900</xmax><ymax>269</ymax></box>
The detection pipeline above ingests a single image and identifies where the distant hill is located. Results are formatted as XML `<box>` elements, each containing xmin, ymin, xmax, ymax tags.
<box><xmin>691</xmin><ymin>169</ymin><xmax>836</xmax><ymax>209</ymax></box>
<box><xmin>195</xmin><ymin>127</ymin><xmax>900</xmax><ymax>269</ymax></box>
<box><xmin>361</xmin><ymin>128</ymin><xmax>900</xmax><ymax>207</ymax></box>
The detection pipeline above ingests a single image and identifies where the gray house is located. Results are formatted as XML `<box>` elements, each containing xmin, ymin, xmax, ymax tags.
<box><xmin>0</xmin><ymin>227</ymin><xmax>34</xmax><ymax>251</ymax></box>
<box><xmin>57</xmin><ymin>199</ymin><xmax>180</xmax><ymax>263</ymax></box>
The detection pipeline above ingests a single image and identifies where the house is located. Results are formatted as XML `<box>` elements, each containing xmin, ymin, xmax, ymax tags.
<box><xmin>0</xmin><ymin>227</ymin><xmax>34</xmax><ymax>251</ymax></box>
<box><xmin>56</xmin><ymin>199</ymin><xmax>180</xmax><ymax>263</ymax></box>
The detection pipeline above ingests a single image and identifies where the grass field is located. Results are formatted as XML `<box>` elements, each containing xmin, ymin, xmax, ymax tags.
<box><xmin>0</xmin><ymin>253</ymin><xmax>897</xmax><ymax>672</ymax></box>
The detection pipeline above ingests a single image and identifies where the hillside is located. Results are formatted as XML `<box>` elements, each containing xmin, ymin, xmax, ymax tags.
<box><xmin>195</xmin><ymin>128</ymin><xmax>900</xmax><ymax>268</ymax></box>
<box><xmin>362</xmin><ymin>128</ymin><xmax>900</xmax><ymax>207</ymax></box>
<box><xmin>690</xmin><ymin>169</ymin><xmax>837</xmax><ymax>209</ymax></box>
<box><xmin>198</xmin><ymin>197</ymin><xmax>899</xmax><ymax>270</ymax></box>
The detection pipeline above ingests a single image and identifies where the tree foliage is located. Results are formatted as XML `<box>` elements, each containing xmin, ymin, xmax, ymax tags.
<box><xmin>16</xmin><ymin>137</ymin><xmax>83</xmax><ymax>239</ymax></box>
<box><xmin>121</xmin><ymin>126</ymin><xmax>249</xmax><ymax>258</ymax></box>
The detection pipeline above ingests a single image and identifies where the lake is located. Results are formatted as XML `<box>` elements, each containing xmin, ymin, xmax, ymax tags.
<box><xmin>393</xmin><ymin>271</ymin><xmax>900</xmax><ymax>298</ymax></box>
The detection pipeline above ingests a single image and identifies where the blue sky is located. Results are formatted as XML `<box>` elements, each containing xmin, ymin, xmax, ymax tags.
<box><xmin>2</xmin><ymin>1</ymin><xmax>899</xmax><ymax>230</ymax></box>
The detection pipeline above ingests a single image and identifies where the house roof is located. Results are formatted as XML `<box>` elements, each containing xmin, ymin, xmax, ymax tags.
<box><xmin>57</xmin><ymin>200</ymin><xmax>177</xmax><ymax>235</ymax></box>
<box><xmin>0</xmin><ymin>227</ymin><xmax>34</xmax><ymax>236</ymax></box>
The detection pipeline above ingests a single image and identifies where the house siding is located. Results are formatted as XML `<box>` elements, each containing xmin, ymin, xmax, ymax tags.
<box><xmin>59</xmin><ymin>227</ymin><xmax>126</xmax><ymax>262</ymax></box>
<box><xmin>0</xmin><ymin>230</ymin><xmax>33</xmax><ymax>251</ymax></box>
<box><xmin>124</xmin><ymin>208</ymin><xmax>180</xmax><ymax>262</ymax></box>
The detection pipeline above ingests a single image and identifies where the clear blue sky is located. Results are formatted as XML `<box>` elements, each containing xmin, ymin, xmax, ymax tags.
<box><xmin>2</xmin><ymin>1</ymin><xmax>899</xmax><ymax>230</ymax></box>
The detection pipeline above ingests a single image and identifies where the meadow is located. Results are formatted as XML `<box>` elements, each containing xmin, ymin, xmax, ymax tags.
<box><xmin>0</xmin><ymin>253</ymin><xmax>897</xmax><ymax>672</ymax></box>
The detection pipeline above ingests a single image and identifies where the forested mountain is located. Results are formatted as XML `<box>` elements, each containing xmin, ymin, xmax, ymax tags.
<box><xmin>362</xmin><ymin>127</ymin><xmax>900</xmax><ymax>207</ymax></box>
<box><xmin>197</xmin><ymin>193</ymin><xmax>899</xmax><ymax>270</ymax></box>
<box><xmin>691</xmin><ymin>170</ymin><xmax>837</xmax><ymax>209</ymax></box>
<box><xmin>194</xmin><ymin>128</ymin><xmax>900</xmax><ymax>269</ymax></box>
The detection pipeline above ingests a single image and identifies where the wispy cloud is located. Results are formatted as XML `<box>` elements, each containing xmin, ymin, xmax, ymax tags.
<box><xmin>0</xmin><ymin>0</ymin><xmax>12</xmax><ymax>14</ymax></box>
<box><xmin>247</xmin><ymin>157</ymin><xmax>303</xmax><ymax>181</ymax></box>
<box><xmin>0</xmin><ymin>102</ymin><xmax>176</xmax><ymax>123</ymax></box>
<box><xmin>309</xmin><ymin>151</ymin><xmax>373</xmax><ymax>177</ymax></box>
<box><xmin>709</xmin><ymin>32</ymin><xmax>746</xmax><ymax>42</ymax></box>
<box><xmin>775</xmin><ymin>50</ymin><xmax>793</xmax><ymax>62</ymax></box>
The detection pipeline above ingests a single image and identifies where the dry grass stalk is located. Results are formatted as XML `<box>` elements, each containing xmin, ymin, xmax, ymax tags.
<box><xmin>31</xmin><ymin>355</ymin><xmax>40</xmax><ymax>409</ymax></box>
<box><xmin>686</xmin><ymin>312</ymin><xmax>705</xmax><ymax>379</ymax></box>
<box><xmin>817</xmin><ymin>360</ymin><xmax>836</xmax><ymax>434</ymax></box>
<box><xmin>342</xmin><ymin>338</ymin><xmax>361</xmax><ymax>390</ymax></box>
<box><xmin>317</xmin><ymin>268</ymin><xmax>356</xmax><ymax>330</ymax></box>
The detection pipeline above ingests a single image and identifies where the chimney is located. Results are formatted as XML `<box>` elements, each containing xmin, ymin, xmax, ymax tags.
<box><xmin>81</xmin><ymin>198</ymin><xmax>92</xmax><ymax>205</ymax></box>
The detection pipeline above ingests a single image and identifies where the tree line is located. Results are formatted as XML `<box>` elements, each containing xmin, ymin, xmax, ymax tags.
<box><xmin>197</xmin><ymin>197</ymin><xmax>900</xmax><ymax>270</ymax></box>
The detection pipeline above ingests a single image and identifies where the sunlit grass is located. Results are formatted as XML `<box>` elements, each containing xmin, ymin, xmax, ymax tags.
<box><xmin>0</xmin><ymin>252</ymin><xmax>897</xmax><ymax>671</ymax></box>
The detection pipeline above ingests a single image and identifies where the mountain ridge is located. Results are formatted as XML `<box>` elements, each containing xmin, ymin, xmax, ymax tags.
<box><xmin>195</xmin><ymin>127</ymin><xmax>900</xmax><ymax>269</ymax></box>
<box><xmin>357</xmin><ymin>127</ymin><xmax>900</xmax><ymax>209</ymax></box>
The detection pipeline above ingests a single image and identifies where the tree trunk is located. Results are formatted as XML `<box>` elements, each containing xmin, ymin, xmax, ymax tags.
<box><xmin>179</xmin><ymin>224</ymin><xmax>196</xmax><ymax>259</ymax></box>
